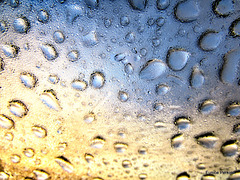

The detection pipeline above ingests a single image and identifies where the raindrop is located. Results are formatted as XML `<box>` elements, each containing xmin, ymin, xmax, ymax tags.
<box><xmin>176</xmin><ymin>172</ymin><xmax>190</xmax><ymax>180</ymax></box>
<box><xmin>190</xmin><ymin>67</ymin><xmax>204</xmax><ymax>88</ymax></box>
<box><xmin>114</xmin><ymin>53</ymin><xmax>126</xmax><ymax>62</ymax></box>
<box><xmin>199</xmin><ymin>31</ymin><xmax>223</xmax><ymax>51</ymax></box>
<box><xmin>114</xmin><ymin>142</ymin><xmax>128</xmax><ymax>153</ymax></box>
<box><xmin>10</xmin><ymin>154</ymin><xmax>21</xmax><ymax>163</ymax></box>
<box><xmin>229</xmin><ymin>18</ymin><xmax>240</xmax><ymax>37</ymax></box>
<box><xmin>167</xmin><ymin>48</ymin><xmax>190</xmax><ymax>71</ymax></box>
<box><xmin>90</xmin><ymin>136</ymin><xmax>105</xmax><ymax>149</ymax></box>
<box><xmin>195</xmin><ymin>132</ymin><xmax>218</xmax><ymax>148</ymax></box>
<box><xmin>48</xmin><ymin>75</ymin><xmax>59</xmax><ymax>84</ymax></box>
<box><xmin>23</xmin><ymin>148</ymin><xmax>35</xmax><ymax>158</ymax></box>
<box><xmin>83</xmin><ymin>31</ymin><xmax>98</xmax><ymax>47</ymax></box>
<box><xmin>128</xmin><ymin>0</ymin><xmax>147</xmax><ymax>10</ymax></box>
<box><xmin>40</xmin><ymin>44</ymin><xmax>58</xmax><ymax>61</ymax></box>
<box><xmin>174</xmin><ymin>0</ymin><xmax>200</xmax><ymax>22</ymax></box>
<box><xmin>120</xmin><ymin>16</ymin><xmax>130</xmax><ymax>26</ymax></box>
<box><xmin>66</xmin><ymin>4</ymin><xmax>84</xmax><ymax>23</ymax></box>
<box><xmin>118</xmin><ymin>91</ymin><xmax>129</xmax><ymax>102</ymax></box>
<box><xmin>221</xmin><ymin>140</ymin><xmax>238</xmax><ymax>157</ymax></box>
<box><xmin>33</xmin><ymin>169</ymin><xmax>50</xmax><ymax>180</ymax></box>
<box><xmin>2</xmin><ymin>44</ymin><xmax>19</xmax><ymax>58</ymax></box>
<box><xmin>104</xmin><ymin>18</ymin><xmax>112</xmax><ymax>28</ymax></box>
<box><xmin>154</xmin><ymin>121</ymin><xmax>166</xmax><ymax>128</ymax></box>
<box><xmin>4</xmin><ymin>132</ymin><xmax>14</xmax><ymax>141</ymax></box>
<box><xmin>83</xmin><ymin>112</ymin><xmax>95</xmax><ymax>123</ymax></box>
<box><xmin>157</xmin><ymin>0</ymin><xmax>170</xmax><ymax>10</ymax></box>
<box><xmin>0</xmin><ymin>172</ymin><xmax>9</xmax><ymax>180</ymax></box>
<box><xmin>226</xmin><ymin>103</ymin><xmax>240</xmax><ymax>117</ymax></box>
<box><xmin>228</xmin><ymin>170</ymin><xmax>240</xmax><ymax>180</ymax></box>
<box><xmin>201</xmin><ymin>174</ymin><xmax>216</xmax><ymax>180</ymax></box>
<box><xmin>32</xmin><ymin>125</ymin><xmax>47</xmax><ymax>138</ymax></box>
<box><xmin>125</xmin><ymin>32</ymin><xmax>135</xmax><ymax>43</ymax></box>
<box><xmin>196</xmin><ymin>163</ymin><xmax>206</xmax><ymax>170</ymax></box>
<box><xmin>139</xmin><ymin>59</ymin><xmax>167</xmax><ymax>80</ymax></box>
<box><xmin>199</xmin><ymin>100</ymin><xmax>216</xmax><ymax>114</ymax></box>
<box><xmin>138</xmin><ymin>146</ymin><xmax>148</xmax><ymax>155</ymax></box>
<box><xmin>8</xmin><ymin>100</ymin><xmax>28</xmax><ymax>118</ymax></box>
<box><xmin>55</xmin><ymin>156</ymin><xmax>74</xmax><ymax>173</ymax></box>
<box><xmin>40</xmin><ymin>89</ymin><xmax>61</xmax><ymax>111</ymax></box>
<box><xmin>71</xmin><ymin>80</ymin><xmax>88</xmax><ymax>91</ymax></box>
<box><xmin>152</xmin><ymin>38</ymin><xmax>161</xmax><ymax>47</ymax></box>
<box><xmin>0</xmin><ymin>114</ymin><xmax>14</xmax><ymax>129</ymax></box>
<box><xmin>233</xmin><ymin>123</ymin><xmax>240</xmax><ymax>133</ymax></box>
<box><xmin>171</xmin><ymin>133</ymin><xmax>184</xmax><ymax>148</ymax></box>
<box><xmin>20</xmin><ymin>72</ymin><xmax>37</xmax><ymax>89</ymax></box>
<box><xmin>53</xmin><ymin>31</ymin><xmax>65</xmax><ymax>43</ymax></box>
<box><xmin>90</xmin><ymin>72</ymin><xmax>105</xmax><ymax>89</ymax></box>
<box><xmin>147</xmin><ymin>18</ymin><xmax>155</xmax><ymax>26</ymax></box>
<box><xmin>85</xmin><ymin>0</ymin><xmax>99</xmax><ymax>9</ymax></box>
<box><xmin>67</xmin><ymin>50</ymin><xmax>79</xmax><ymax>62</ymax></box>
<box><xmin>124</xmin><ymin>63</ymin><xmax>134</xmax><ymax>75</ymax></box>
<box><xmin>85</xmin><ymin>153</ymin><xmax>94</xmax><ymax>163</ymax></box>
<box><xmin>58</xmin><ymin>142</ymin><xmax>68</xmax><ymax>151</ymax></box>
<box><xmin>156</xmin><ymin>84</ymin><xmax>170</xmax><ymax>95</ymax></box>
<box><xmin>0</xmin><ymin>21</ymin><xmax>8</xmax><ymax>33</ymax></box>
<box><xmin>156</xmin><ymin>17</ymin><xmax>165</xmax><ymax>27</ymax></box>
<box><xmin>140</xmin><ymin>48</ymin><xmax>147</xmax><ymax>56</ymax></box>
<box><xmin>175</xmin><ymin>117</ymin><xmax>190</xmax><ymax>130</ymax></box>
<box><xmin>13</xmin><ymin>17</ymin><xmax>30</xmax><ymax>33</ymax></box>
<box><xmin>122</xmin><ymin>160</ymin><xmax>132</xmax><ymax>168</ymax></box>
<box><xmin>138</xmin><ymin>173</ymin><xmax>148</xmax><ymax>180</ymax></box>
<box><xmin>10</xmin><ymin>0</ymin><xmax>19</xmax><ymax>8</ymax></box>
<box><xmin>153</xmin><ymin>103</ymin><xmax>163</xmax><ymax>111</ymax></box>
<box><xmin>213</xmin><ymin>0</ymin><xmax>234</xmax><ymax>17</ymax></box>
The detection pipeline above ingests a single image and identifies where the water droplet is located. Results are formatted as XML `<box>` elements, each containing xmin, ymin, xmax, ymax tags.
<box><xmin>128</xmin><ymin>0</ymin><xmax>147</xmax><ymax>10</ymax></box>
<box><xmin>0</xmin><ymin>114</ymin><xmax>14</xmax><ymax>129</ymax></box>
<box><xmin>228</xmin><ymin>170</ymin><xmax>240</xmax><ymax>180</ymax></box>
<box><xmin>55</xmin><ymin>156</ymin><xmax>74</xmax><ymax>173</ymax></box>
<box><xmin>0</xmin><ymin>57</ymin><xmax>4</xmax><ymax>72</ymax></box>
<box><xmin>152</xmin><ymin>37</ymin><xmax>161</xmax><ymax>47</ymax></box>
<box><xmin>20</xmin><ymin>72</ymin><xmax>37</xmax><ymax>89</ymax></box>
<box><xmin>157</xmin><ymin>0</ymin><xmax>170</xmax><ymax>10</ymax></box>
<box><xmin>118</xmin><ymin>91</ymin><xmax>129</xmax><ymax>102</ymax></box>
<box><xmin>176</xmin><ymin>172</ymin><xmax>190</xmax><ymax>180</ymax></box>
<box><xmin>13</xmin><ymin>17</ymin><xmax>30</xmax><ymax>33</ymax></box>
<box><xmin>90</xmin><ymin>72</ymin><xmax>105</xmax><ymax>89</ymax></box>
<box><xmin>114</xmin><ymin>142</ymin><xmax>128</xmax><ymax>153</ymax></box>
<box><xmin>220</xmin><ymin>49</ymin><xmax>240</xmax><ymax>84</ymax></box>
<box><xmin>153</xmin><ymin>103</ymin><xmax>164</xmax><ymax>111</ymax></box>
<box><xmin>0</xmin><ymin>21</ymin><xmax>8</xmax><ymax>33</ymax></box>
<box><xmin>4</xmin><ymin>132</ymin><xmax>14</xmax><ymax>141</ymax></box>
<box><xmin>199</xmin><ymin>31</ymin><xmax>223</xmax><ymax>51</ymax></box>
<box><xmin>233</xmin><ymin>123</ymin><xmax>240</xmax><ymax>133</ymax></box>
<box><xmin>84</xmin><ymin>153</ymin><xmax>94</xmax><ymax>163</ymax></box>
<box><xmin>201</xmin><ymin>174</ymin><xmax>216</xmax><ymax>180</ymax></box>
<box><xmin>40</xmin><ymin>44</ymin><xmax>58</xmax><ymax>61</ymax></box>
<box><xmin>156</xmin><ymin>84</ymin><xmax>170</xmax><ymax>95</ymax></box>
<box><xmin>32</xmin><ymin>125</ymin><xmax>47</xmax><ymax>138</ymax></box>
<box><xmin>104</xmin><ymin>18</ymin><xmax>112</xmax><ymax>28</ymax></box>
<box><xmin>138</xmin><ymin>173</ymin><xmax>148</xmax><ymax>180</ymax></box>
<box><xmin>221</xmin><ymin>140</ymin><xmax>238</xmax><ymax>157</ymax></box>
<box><xmin>83</xmin><ymin>31</ymin><xmax>98</xmax><ymax>47</ymax></box>
<box><xmin>33</xmin><ymin>169</ymin><xmax>50</xmax><ymax>180</ymax></box>
<box><xmin>53</xmin><ymin>31</ymin><xmax>65</xmax><ymax>43</ymax></box>
<box><xmin>213</xmin><ymin>0</ymin><xmax>234</xmax><ymax>17</ymax></box>
<box><xmin>58</xmin><ymin>142</ymin><xmax>68</xmax><ymax>151</ymax></box>
<box><xmin>154</xmin><ymin>121</ymin><xmax>166</xmax><ymax>128</ymax></box>
<box><xmin>139</xmin><ymin>59</ymin><xmax>167</xmax><ymax>80</ymax></box>
<box><xmin>66</xmin><ymin>4</ymin><xmax>84</xmax><ymax>23</ymax></box>
<box><xmin>122</xmin><ymin>160</ymin><xmax>132</xmax><ymax>168</ymax></box>
<box><xmin>40</xmin><ymin>89</ymin><xmax>61</xmax><ymax>111</ymax></box>
<box><xmin>84</xmin><ymin>112</ymin><xmax>95</xmax><ymax>123</ymax></box>
<box><xmin>23</xmin><ymin>148</ymin><xmax>35</xmax><ymax>158</ymax></box>
<box><xmin>125</xmin><ymin>32</ymin><xmax>135</xmax><ymax>43</ymax></box>
<box><xmin>8</xmin><ymin>100</ymin><xmax>28</xmax><ymax>118</ymax></box>
<box><xmin>156</xmin><ymin>17</ymin><xmax>165</xmax><ymax>27</ymax></box>
<box><xmin>71</xmin><ymin>80</ymin><xmax>87</xmax><ymax>91</ymax></box>
<box><xmin>0</xmin><ymin>172</ymin><xmax>9</xmax><ymax>180</ymax></box>
<box><xmin>90</xmin><ymin>136</ymin><xmax>105</xmax><ymax>148</ymax></box>
<box><xmin>196</xmin><ymin>163</ymin><xmax>206</xmax><ymax>170</ymax></box>
<box><xmin>114</xmin><ymin>53</ymin><xmax>126</xmax><ymax>62</ymax></box>
<box><xmin>2</xmin><ymin>44</ymin><xmax>19</xmax><ymax>58</ymax></box>
<box><xmin>10</xmin><ymin>0</ymin><xmax>19</xmax><ymax>8</ymax></box>
<box><xmin>171</xmin><ymin>133</ymin><xmax>184</xmax><ymax>148</ymax></box>
<box><xmin>147</xmin><ymin>18</ymin><xmax>155</xmax><ymax>26</ymax></box>
<box><xmin>48</xmin><ymin>75</ymin><xmax>59</xmax><ymax>84</ymax></box>
<box><xmin>229</xmin><ymin>18</ymin><xmax>240</xmax><ymax>37</ymax></box>
<box><xmin>175</xmin><ymin>0</ymin><xmax>200</xmax><ymax>22</ymax></box>
<box><xmin>67</xmin><ymin>50</ymin><xmax>79</xmax><ymax>62</ymax></box>
<box><xmin>167</xmin><ymin>49</ymin><xmax>190</xmax><ymax>71</ymax></box>
<box><xmin>124</xmin><ymin>63</ymin><xmax>134</xmax><ymax>75</ymax></box>
<box><xmin>226</xmin><ymin>103</ymin><xmax>240</xmax><ymax>117</ymax></box>
<box><xmin>175</xmin><ymin>117</ymin><xmax>190</xmax><ymax>130</ymax></box>
<box><xmin>120</xmin><ymin>16</ymin><xmax>130</xmax><ymax>26</ymax></box>
<box><xmin>195</xmin><ymin>132</ymin><xmax>218</xmax><ymax>148</ymax></box>
<box><xmin>138</xmin><ymin>146</ymin><xmax>148</xmax><ymax>155</ymax></box>
<box><xmin>190</xmin><ymin>67</ymin><xmax>204</xmax><ymax>88</ymax></box>
<box><xmin>85</xmin><ymin>0</ymin><xmax>99</xmax><ymax>8</ymax></box>
<box><xmin>10</xmin><ymin>154</ymin><xmax>21</xmax><ymax>163</ymax></box>
<box><xmin>199</xmin><ymin>100</ymin><xmax>216</xmax><ymax>114</ymax></box>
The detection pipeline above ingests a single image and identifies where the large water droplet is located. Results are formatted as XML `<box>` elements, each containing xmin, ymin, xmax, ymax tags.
<box><xmin>175</xmin><ymin>0</ymin><xmax>200</xmax><ymax>22</ymax></box>
<box><xmin>13</xmin><ymin>17</ymin><xmax>30</xmax><ymax>33</ymax></box>
<box><xmin>8</xmin><ymin>100</ymin><xmax>28</xmax><ymax>118</ymax></box>
<box><xmin>90</xmin><ymin>72</ymin><xmax>105</xmax><ymax>89</ymax></box>
<box><xmin>40</xmin><ymin>89</ymin><xmax>61</xmax><ymax>111</ymax></box>
<box><xmin>175</xmin><ymin>117</ymin><xmax>190</xmax><ymax>130</ymax></box>
<box><xmin>55</xmin><ymin>156</ymin><xmax>74</xmax><ymax>173</ymax></box>
<box><xmin>32</xmin><ymin>125</ymin><xmax>47</xmax><ymax>138</ymax></box>
<box><xmin>213</xmin><ymin>0</ymin><xmax>234</xmax><ymax>17</ymax></box>
<box><xmin>0</xmin><ymin>114</ymin><xmax>14</xmax><ymax>129</ymax></box>
<box><xmin>114</xmin><ymin>142</ymin><xmax>128</xmax><ymax>153</ymax></box>
<box><xmin>2</xmin><ymin>44</ymin><xmax>19</xmax><ymax>58</ymax></box>
<box><xmin>167</xmin><ymin>49</ymin><xmax>190</xmax><ymax>71</ymax></box>
<box><xmin>229</xmin><ymin>18</ymin><xmax>240</xmax><ymax>37</ymax></box>
<box><xmin>20</xmin><ymin>72</ymin><xmax>37</xmax><ymax>89</ymax></box>
<box><xmin>128</xmin><ymin>0</ymin><xmax>147</xmax><ymax>10</ymax></box>
<box><xmin>139</xmin><ymin>59</ymin><xmax>167</xmax><ymax>80</ymax></box>
<box><xmin>190</xmin><ymin>67</ymin><xmax>204</xmax><ymax>88</ymax></box>
<box><xmin>40</xmin><ymin>44</ymin><xmax>58</xmax><ymax>61</ymax></box>
<box><xmin>226</xmin><ymin>103</ymin><xmax>240</xmax><ymax>117</ymax></box>
<box><xmin>199</xmin><ymin>100</ymin><xmax>216</xmax><ymax>114</ymax></box>
<box><xmin>195</xmin><ymin>132</ymin><xmax>218</xmax><ymax>148</ymax></box>
<box><xmin>33</xmin><ymin>169</ymin><xmax>50</xmax><ymax>180</ymax></box>
<box><xmin>171</xmin><ymin>133</ymin><xmax>184</xmax><ymax>148</ymax></box>
<box><xmin>199</xmin><ymin>31</ymin><xmax>223</xmax><ymax>51</ymax></box>
<box><xmin>221</xmin><ymin>140</ymin><xmax>238</xmax><ymax>156</ymax></box>
<box><xmin>157</xmin><ymin>0</ymin><xmax>170</xmax><ymax>10</ymax></box>
<box><xmin>38</xmin><ymin>10</ymin><xmax>49</xmax><ymax>23</ymax></box>
<box><xmin>90</xmin><ymin>136</ymin><xmax>105</xmax><ymax>148</ymax></box>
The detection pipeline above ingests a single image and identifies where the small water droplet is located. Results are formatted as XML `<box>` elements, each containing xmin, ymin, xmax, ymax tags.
<box><xmin>0</xmin><ymin>21</ymin><xmax>8</xmax><ymax>33</ymax></box>
<box><xmin>0</xmin><ymin>114</ymin><xmax>14</xmax><ymax>129</ymax></box>
<box><xmin>201</xmin><ymin>174</ymin><xmax>216</xmax><ymax>180</ymax></box>
<box><xmin>13</xmin><ymin>17</ymin><xmax>30</xmax><ymax>33</ymax></box>
<box><xmin>32</xmin><ymin>125</ymin><xmax>47</xmax><ymax>138</ymax></box>
<box><xmin>221</xmin><ymin>140</ymin><xmax>238</xmax><ymax>157</ymax></box>
<box><xmin>124</xmin><ymin>63</ymin><xmax>134</xmax><ymax>75</ymax></box>
<box><xmin>167</xmin><ymin>48</ymin><xmax>190</xmax><ymax>71</ymax></box>
<box><xmin>66</xmin><ymin>4</ymin><xmax>84</xmax><ymax>23</ymax></box>
<box><xmin>84</xmin><ymin>112</ymin><xmax>95</xmax><ymax>123</ymax></box>
<box><xmin>71</xmin><ymin>79</ymin><xmax>87</xmax><ymax>91</ymax></box>
<box><xmin>138</xmin><ymin>173</ymin><xmax>148</xmax><ymax>180</ymax></box>
<box><xmin>125</xmin><ymin>32</ymin><xmax>135</xmax><ymax>43</ymax></box>
<box><xmin>85</xmin><ymin>0</ymin><xmax>99</xmax><ymax>8</ymax></box>
<box><xmin>190</xmin><ymin>67</ymin><xmax>204</xmax><ymax>88</ymax></box>
<box><xmin>2</xmin><ymin>44</ymin><xmax>19</xmax><ymax>58</ymax></box>
<box><xmin>120</xmin><ymin>16</ymin><xmax>130</xmax><ymax>26</ymax></box>
<box><xmin>33</xmin><ymin>169</ymin><xmax>50</xmax><ymax>180</ymax></box>
<box><xmin>90</xmin><ymin>136</ymin><xmax>105</xmax><ymax>149</ymax></box>
<box><xmin>114</xmin><ymin>53</ymin><xmax>126</xmax><ymax>62</ymax></box>
<box><xmin>156</xmin><ymin>17</ymin><xmax>165</xmax><ymax>27</ymax></box>
<box><xmin>196</xmin><ymin>163</ymin><xmax>206</xmax><ymax>170</ymax></box>
<box><xmin>20</xmin><ymin>72</ymin><xmax>37</xmax><ymax>89</ymax></box>
<box><xmin>154</xmin><ymin>121</ymin><xmax>166</xmax><ymax>128</ymax></box>
<box><xmin>138</xmin><ymin>146</ymin><xmax>148</xmax><ymax>155</ymax></box>
<box><xmin>118</xmin><ymin>91</ymin><xmax>129</xmax><ymax>102</ymax></box>
<box><xmin>55</xmin><ymin>156</ymin><xmax>74</xmax><ymax>173</ymax></box>
<box><xmin>195</xmin><ymin>132</ymin><xmax>218</xmax><ymax>148</ymax></box>
<box><xmin>23</xmin><ymin>148</ymin><xmax>35</xmax><ymax>158</ymax></box>
<box><xmin>122</xmin><ymin>160</ymin><xmax>132</xmax><ymax>168</ymax></box>
<box><xmin>114</xmin><ymin>142</ymin><xmax>128</xmax><ymax>153</ymax></box>
<box><xmin>228</xmin><ymin>170</ymin><xmax>240</xmax><ymax>180</ymax></box>
<box><xmin>157</xmin><ymin>0</ymin><xmax>170</xmax><ymax>10</ymax></box>
<box><xmin>58</xmin><ymin>142</ymin><xmax>68</xmax><ymax>151</ymax></box>
<box><xmin>90</xmin><ymin>72</ymin><xmax>105</xmax><ymax>89</ymax></box>
<box><xmin>40</xmin><ymin>89</ymin><xmax>61</xmax><ymax>111</ymax></box>
<box><xmin>85</xmin><ymin>153</ymin><xmax>94</xmax><ymax>163</ymax></box>
<box><xmin>4</xmin><ymin>132</ymin><xmax>14</xmax><ymax>141</ymax></box>
<box><xmin>38</xmin><ymin>10</ymin><xmax>49</xmax><ymax>23</ymax></box>
<box><xmin>48</xmin><ymin>75</ymin><xmax>59</xmax><ymax>84</ymax></box>
<box><xmin>10</xmin><ymin>0</ymin><xmax>19</xmax><ymax>8</ymax></box>
<box><xmin>153</xmin><ymin>103</ymin><xmax>164</xmax><ymax>111</ymax></box>
<box><xmin>67</xmin><ymin>50</ymin><xmax>79</xmax><ymax>62</ymax></box>
<box><xmin>156</xmin><ymin>84</ymin><xmax>169</xmax><ymax>95</ymax></box>
<box><xmin>8</xmin><ymin>100</ymin><xmax>28</xmax><ymax>118</ymax></box>
<box><xmin>10</xmin><ymin>154</ymin><xmax>21</xmax><ymax>163</ymax></box>
<box><xmin>53</xmin><ymin>31</ymin><xmax>65</xmax><ymax>43</ymax></box>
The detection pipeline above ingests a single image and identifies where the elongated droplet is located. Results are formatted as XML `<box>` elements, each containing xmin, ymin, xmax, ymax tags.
<box><xmin>8</xmin><ymin>100</ymin><xmax>28</xmax><ymax>118</ymax></box>
<box><xmin>33</xmin><ymin>169</ymin><xmax>50</xmax><ymax>180</ymax></box>
<box><xmin>0</xmin><ymin>114</ymin><xmax>14</xmax><ymax>129</ymax></box>
<box><xmin>20</xmin><ymin>72</ymin><xmax>37</xmax><ymax>89</ymax></box>
<box><xmin>40</xmin><ymin>44</ymin><xmax>58</xmax><ymax>61</ymax></box>
<box><xmin>195</xmin><ymin>132</ymin><xmax>218</xmax><ymax>148</ymax></box>
<box><xmin>40</xmin><ymin>89</ymin><xmax>61</xmax><ymax>111</ymax></box>
<box><xmin>55</xmin><ymin>156</ymin><xmax>74</xmax><ymax>173</ymax></box>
